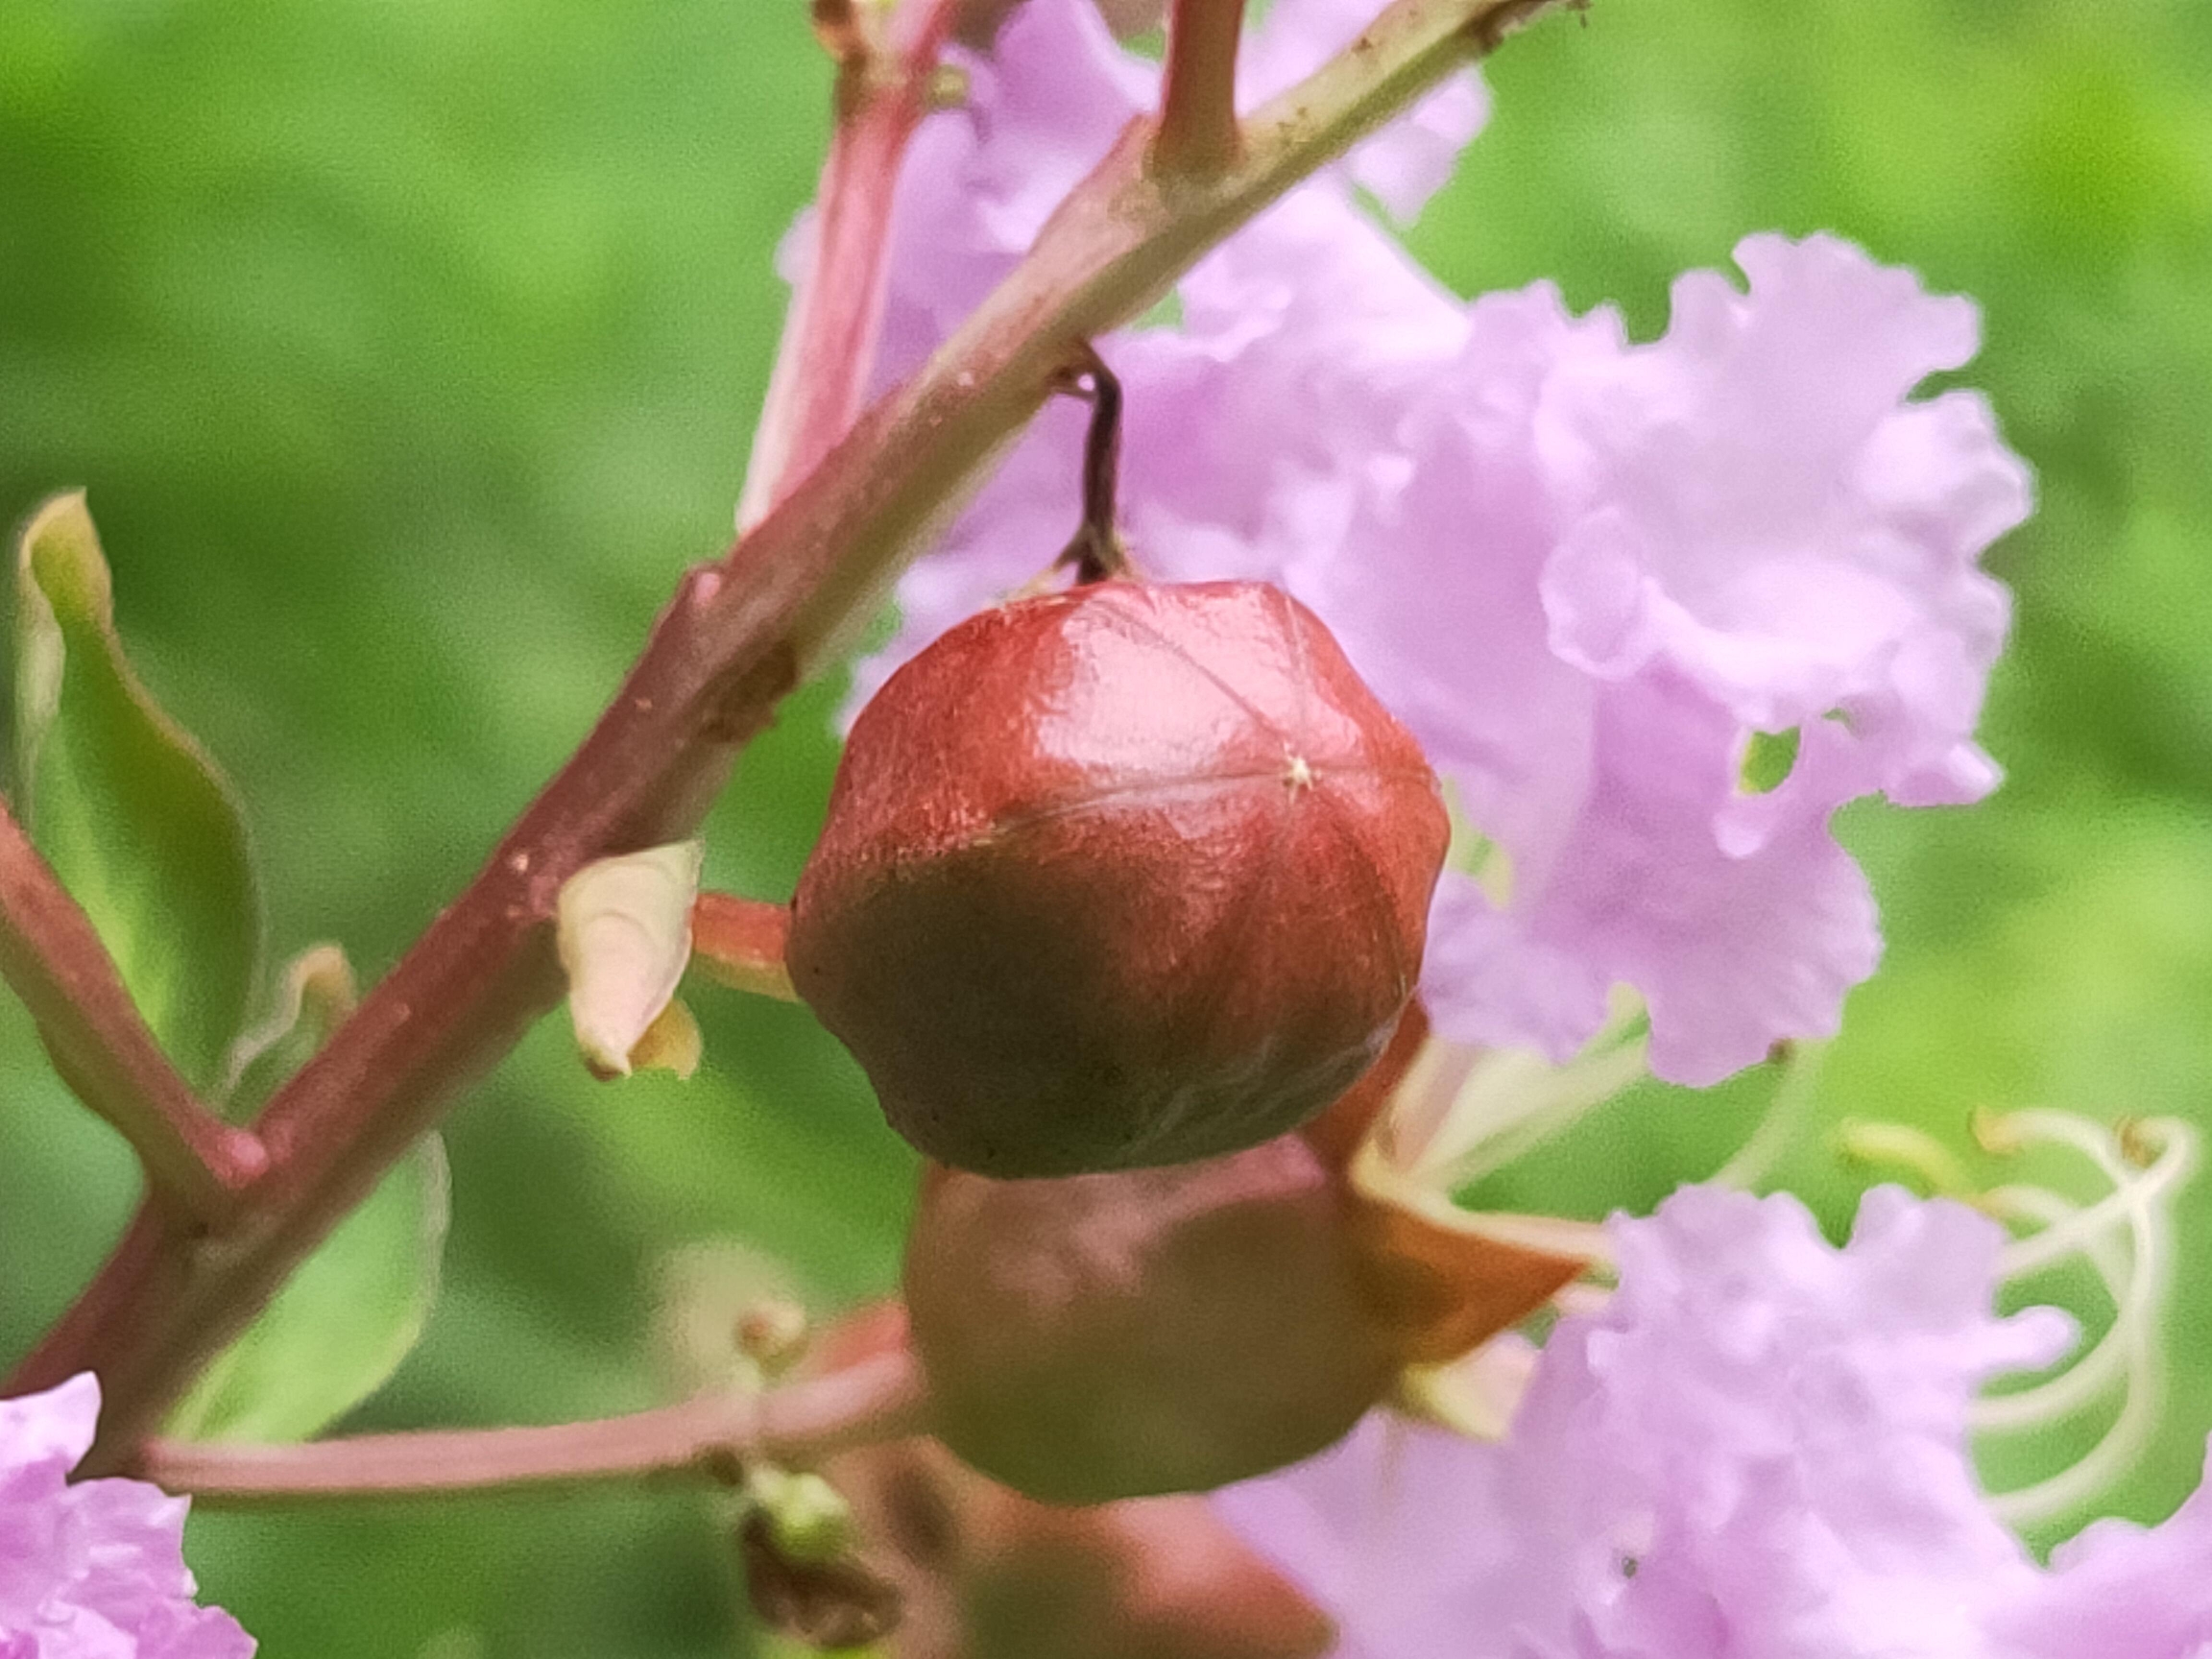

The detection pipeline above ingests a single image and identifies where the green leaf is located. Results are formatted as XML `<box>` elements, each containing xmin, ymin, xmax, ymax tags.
<box><xmin>12</xmin><ymin>492</ymin><xmax>262</xmax><ymax>1090</ymax></box>
<box><xmin>167</xmin><ymin>948</ymin><xmax>449</xmax><ymax>1442</ymax></box>
<box><xmin>164</xmin><ymin>1133</ymin><xmax>451</xmax><ymax>1443</ymax></box>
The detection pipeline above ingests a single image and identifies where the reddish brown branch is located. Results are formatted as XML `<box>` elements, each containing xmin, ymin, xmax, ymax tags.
<box><xmin>0</xmin><ymin>802</ymin><xmax>264</xmax><ymax>1223</ymax></box>
<box><xmin>1153</xmin><ymin>0</ymin><xmax>1245</xmax><ymax>178</ymax></box>
<box><xmin>739</xmin><ymin>0</ymin><xmax>966</xmax><ymax>531</ymax></box>
<box><xmin>12</xmin><ymin>0</ymin><xmax>1565</xmax><ymax>1471</ymax></box>
<box><xmin>142</xmin><ymin>1347</ymin><xmax>926</xmax><ymax>1503</ymax></box>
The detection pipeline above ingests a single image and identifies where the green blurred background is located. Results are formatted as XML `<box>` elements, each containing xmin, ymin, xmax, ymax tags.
<box><xmin>3</xmin><ymin>0</ymin><xmax>2209</xmax><ymax>1651</ymax></box>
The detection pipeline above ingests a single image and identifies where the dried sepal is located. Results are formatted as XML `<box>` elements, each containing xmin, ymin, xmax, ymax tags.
<box><xmin>557</xmin><ymin>840</ymin><xmax>705</xmax><ymax>1080</ymax></box>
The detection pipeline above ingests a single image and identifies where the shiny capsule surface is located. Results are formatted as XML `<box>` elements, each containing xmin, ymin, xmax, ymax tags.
<box><xmin>788</xmin><ymin>578</ymin><xmax>1450</xmax><ymax>1178</ymax></box>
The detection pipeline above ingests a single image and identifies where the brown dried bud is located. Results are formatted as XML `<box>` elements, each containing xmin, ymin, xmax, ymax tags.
<box><xmin>739</xmin><ymin>1510</ymin><xmax>903</xmax><ymax>1650</ymax></box>
<box><xmin>788</xmin><ymin>580</ymin><xmax>1449</xmax><ymax>1179</ymax></box>
<box><xmin>815</xmin><ymin>1304</ymin><xmax>1333</xmax><ymax>1659</ymax></box>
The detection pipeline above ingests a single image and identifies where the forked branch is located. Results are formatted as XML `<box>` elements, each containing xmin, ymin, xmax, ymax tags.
<box><xmin>0</xmin><ymin>803</ymin><xmax>264</xmax><ymax>1223</ymax></box>
<box><xmin>13</xmin><ymin>0</ymin><xmax>1569</xmax><ymax>1471</ymax></box>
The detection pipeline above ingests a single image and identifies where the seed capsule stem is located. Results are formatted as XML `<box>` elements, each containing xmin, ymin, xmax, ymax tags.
<box><xmin>1055</xmin><ymin>345</ymin><xmax>1131</xmax><ymax>585</ymax></box>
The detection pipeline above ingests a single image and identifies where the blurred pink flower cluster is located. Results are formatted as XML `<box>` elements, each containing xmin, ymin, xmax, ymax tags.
<box><xmin>848</xmin><ymin>0</ymin><xmax>2032</xmax><ymax>1087</ymax></box>
<box><xmin>0</xmin><ymin>1376</ymin><xmax>252</xmax><ymax>1658</ymax></box>
<box><xmin>1214</xmin><ymin>1188</ymin><xmax>2212</xmax><ymax>1659</ymax></box>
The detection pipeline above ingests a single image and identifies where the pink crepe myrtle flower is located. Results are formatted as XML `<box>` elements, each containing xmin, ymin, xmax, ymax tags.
<box><xmin>0</xmin><ymin>1375</ymin><xmax>252</xmax><ymax>1659</ymax></box>
<box><xmin>1211</xmin><ymin>1186</ymin><xmax>2211</xmax><ymax>1659</ymax></box>
<box><xmin>842</xmin><ymin>0</ymin><xmax>2033</xmax><ymax>1087</ymax></box>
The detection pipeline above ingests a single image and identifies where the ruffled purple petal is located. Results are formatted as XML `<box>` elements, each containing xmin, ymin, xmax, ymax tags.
<box><xmin>1997</xmin><ymin>1454</ymin><xmax>2212</xmax><ymax>1658</ymax></box>
<box><xmin>1216</xmin><ymin>1188</ymin><xmax>2101</xmax><ymax>1659</ymax></box>
<box><xmin>1534</xmin><ymin>234</ymin><xmax>2029</xmax><ymax>818</ymax></box>
<box><xmin>0</xmin><ymin>1378</ymin><xmax>253</xmax><ymax>1657</ymax></box>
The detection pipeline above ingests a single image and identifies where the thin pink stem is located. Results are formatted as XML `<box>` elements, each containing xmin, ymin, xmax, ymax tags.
<box><xmin>141</xmin><ymin>1348</ymin><xmax>926</xmax><ymax>1503</ymax></box>
<box><xmin>0</xmin><ymin>802</ymin><xmax>265</xmax><ymax>1223</ymax></box>
<box><xmin>1153</xmin><ymin>0</ymin><xmax>1244</xmax><ymax>178</ymax></box>
<box><xmin>738</xmin><ymin>0</ymin><xmax>965</xmax><ymax>531</ymax></box>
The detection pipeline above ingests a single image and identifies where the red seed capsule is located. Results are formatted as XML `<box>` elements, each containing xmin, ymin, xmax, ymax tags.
<box><xmin>898</xmin><ymin>1007</ymin><xmax>1589</xmax><ymax>1504</ymax></box>
<box><xmin>788</xmin><ymin>579</ymin><xmax>1450</xmax><ymax>1178</ymax></box>
<box><xmin>904</xmin><ymin>1139</ymin><xmax>1394</xmax><ymax>1504</ymax></box>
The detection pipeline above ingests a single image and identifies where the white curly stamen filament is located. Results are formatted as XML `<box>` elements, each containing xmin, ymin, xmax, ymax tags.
<box><xmin>1972</xmin><ymin>1118</ymin><xmax>2194</xmax><ymax>1435</ymax></box>
<box><xmin>1970</xmin><ymin>1112</ymin><xmax>2198</xmax><ymax>1527</ymax></box>
<box><xmin>1972</xmin><ymin>1184</ymin><xmax>2139</xmax><ymax>1435</ymax></box>
<box><xmin>1986</xmin><ymin>1112</ymin><xmax>2196</xmax><ymax>1280</ymax></box>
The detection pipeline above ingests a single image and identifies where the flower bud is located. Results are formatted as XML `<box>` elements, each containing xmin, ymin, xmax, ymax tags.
<box><xmin>900</xmin><ymin>1008</ymin><xmax>1588</xmax><ymax>1504</ymax></box>
<box><xmin>789</xmin><ymin>579</ymin><xmax>1449</xmax><ymax>1178</ymax></box>
<box><xmin>905</xmin><ymin>1138</ymin><xmax>1392</xmax><ymax>1503</ymax></box>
